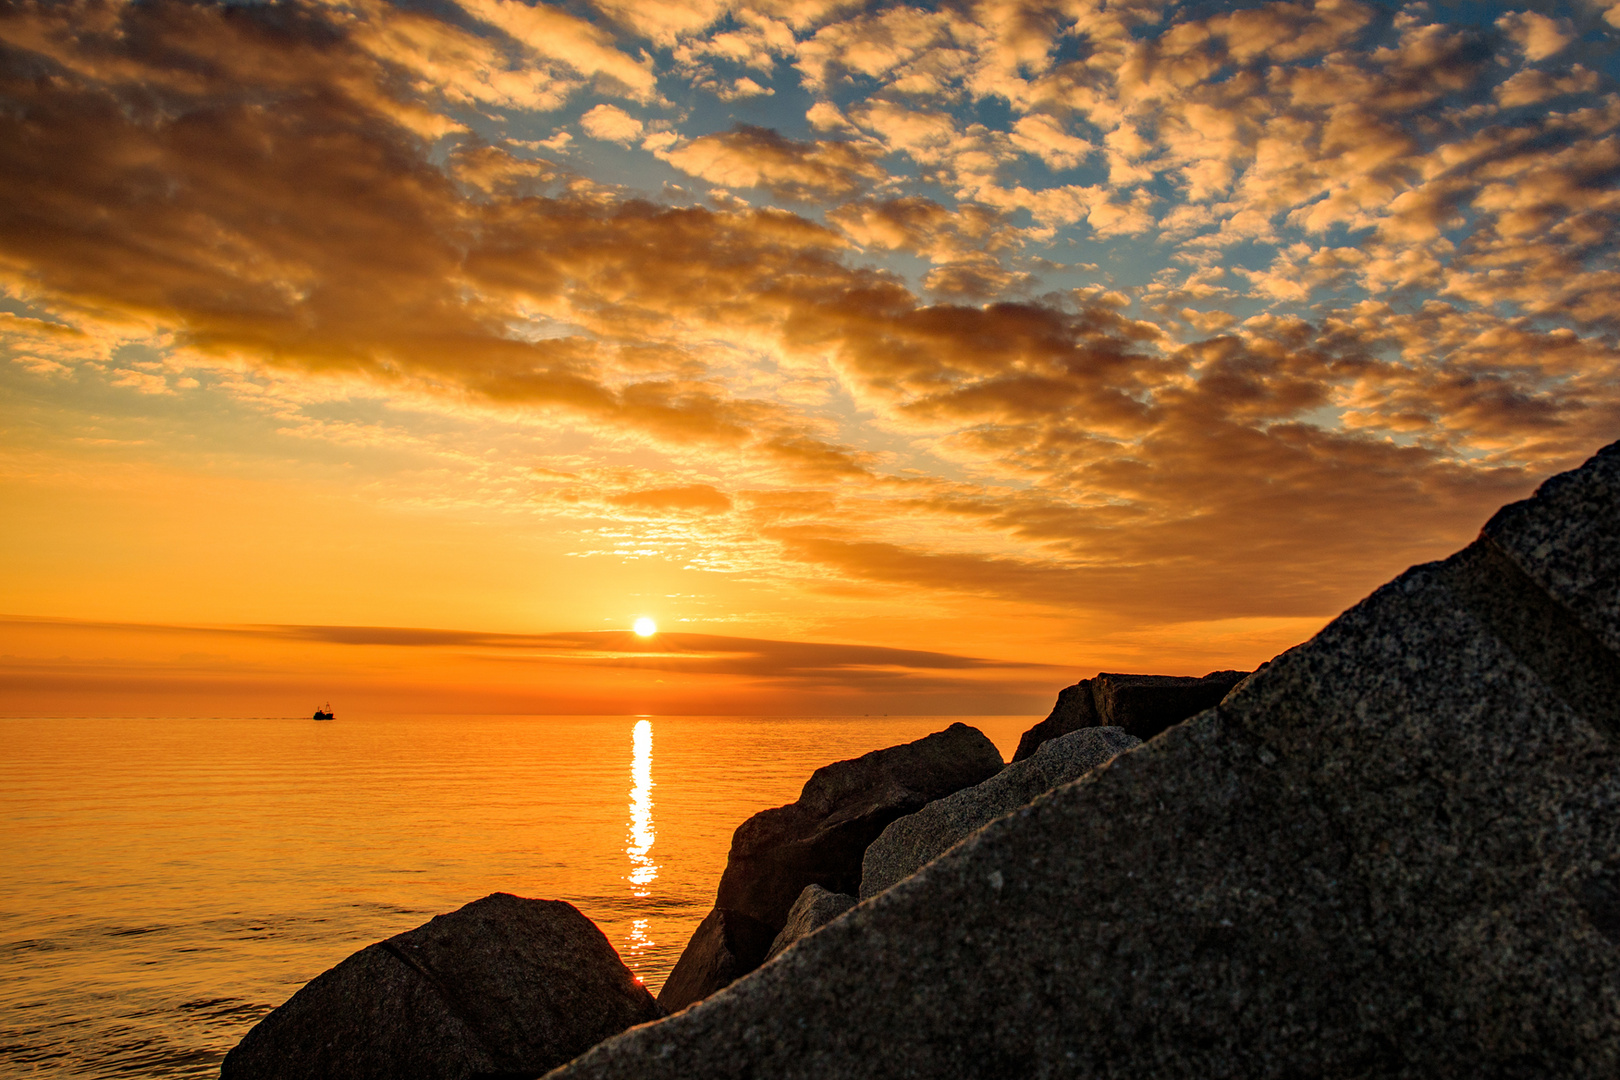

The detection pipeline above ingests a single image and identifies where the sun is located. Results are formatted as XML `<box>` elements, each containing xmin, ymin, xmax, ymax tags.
<box><xmin>633</xmin><ymin>617</ymin><xmax>657</xmax><ymax>637</ymax></box>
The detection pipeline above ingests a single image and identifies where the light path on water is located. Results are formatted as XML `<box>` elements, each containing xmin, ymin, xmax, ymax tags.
<box><xmin>0</xmin><ymin>714</ymin><xmax>1033</xmax><ymax>1078</ymax></box>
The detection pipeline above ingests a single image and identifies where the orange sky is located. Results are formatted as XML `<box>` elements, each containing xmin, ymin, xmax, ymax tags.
<box><xmin>3</xmin><ymin>0</ymin><xmax>1617</xmax><ymax>716</ymax></box>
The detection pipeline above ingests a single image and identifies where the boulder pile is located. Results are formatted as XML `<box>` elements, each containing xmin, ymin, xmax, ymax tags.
<box><xmin>656</xmin><ymin>721</ymin><xmax>1003</xmax><ymax>1011</ymax></box>
<box><xmin>547</xmin><ymin>442</ymin><xmax>1620</xmax><ymax>1078</ymax></box>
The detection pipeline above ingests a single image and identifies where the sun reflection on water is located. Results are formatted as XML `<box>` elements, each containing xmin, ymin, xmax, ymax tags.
<box><xmin>624</xmin><ymin>718</ymin><xmax>658</xmax><ymax>977</ymax></box>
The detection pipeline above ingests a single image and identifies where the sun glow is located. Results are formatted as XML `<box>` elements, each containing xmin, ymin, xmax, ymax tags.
<box><xmin>633</xmin><ymin>617</ymin><xmax>657</xmax><ymax>637</ymax></box>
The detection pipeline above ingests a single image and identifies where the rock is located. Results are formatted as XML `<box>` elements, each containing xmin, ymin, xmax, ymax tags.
<box><xmin>1011</xmin><ymin>669</ymin><xmax>1247</xmax><ymax>760</ymax></box>
<box><xmin>653</xmin><ymin>907</ymin><xmax>776</xmax><ymax>1016</ymax></box>
<box><xmin>545</xmin><ymin>441</ymin><xmax>1620</xmax><ymax>1080</ymax></box>
<box><xmin>860</xmin><ymin>726</ymin><xmax>1140</xmax><ymax>899</ymax></box>
<box><xmin>657</xmin><ymin>722</ymin><xmax>1002</xmax><ymax>1012</ymax></box>
<box><xmin>222</xmin><ymin>893</ymin><xmax>660</xmax><ymax>1080</ymax></box>
<box><xmin>1011</xmin><ymin>679</ymin><xmax>1099</xmax><ymax>762</ymax></box>
<box><xmin>763</xmin><ymin>885</ymin><xmax>857</xmax><ymax>962</ymax></box>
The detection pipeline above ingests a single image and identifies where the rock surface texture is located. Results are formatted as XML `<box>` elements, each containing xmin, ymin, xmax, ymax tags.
<box><xmin>647</xmin><ymin>907</ymin><xmax>776</xmax><ymax>1018</ymax></box>
<box><xmin>547</xmin><ymin>441</ymin><xmax>1620</xmax><ymax>1080</ymax></box>
<box><xmin>222</xmin><ymin>893</ymin><xmax>661</xmax><ymax>1080</ymax></box>
<box><xmin>763</xmin><ymin>885</ymin><xmax>858</xmax><ymax>962</ymax></box>
<box><xmin>656</xmin><ymin>722</ymin><xmax>1002</xmax><ymax>1012</ymax></box>
<box><xmin>1011</xmin><ymin>669</ymin><xmax>1247</xmax><ymax>761</ymax></box>
<box><xmin>860</xmin><ymin>726</ymin><xmax>1140</xmax><ymax>899</ymax></box>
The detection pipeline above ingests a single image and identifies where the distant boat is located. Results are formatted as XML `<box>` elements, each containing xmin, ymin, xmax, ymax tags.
<box><xmin>313</xmin><ymin>703</ymin><xmax>335</xmax><ymax>720</ymax></box>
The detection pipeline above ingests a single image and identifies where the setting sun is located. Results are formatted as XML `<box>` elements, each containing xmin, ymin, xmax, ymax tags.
<box><xmin>633</xmin><ymin>618</ymin><xmax>657</xmax><ymax>638</ymax></box>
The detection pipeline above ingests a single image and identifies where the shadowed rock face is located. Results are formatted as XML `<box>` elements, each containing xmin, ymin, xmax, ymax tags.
<box><xmin>651</xmin><ymin>907</ymin><xmax>776</xmax><ymax>1018</ymax></box>
<box><xmin>222</xmin><ymin>893</ymin><xmax>661</xmax><ymax>1080</ymax></box>
<box><xmin>860</xmin><ymin>726</ymin><xmax>1140</xmax><ymax>900</ymax></box>
<box><xmin>656</xmin><ymin>722</ymin><xmax>1003</xmax><ymax>1012</ymax></box>
<box><xmin>1011</xmin><ymin>669</ymin><xmax>1247</xmax><ymax>761</ymax></box>
<box><xmin>763</xmin><ymin>885</ymin><xmax>857</xmax><ymax>963</ymax></box>
<box><xmin>546</xmin><ymin>441</ymin><xmax>1620</xmax><ymax>1080</ymax></box>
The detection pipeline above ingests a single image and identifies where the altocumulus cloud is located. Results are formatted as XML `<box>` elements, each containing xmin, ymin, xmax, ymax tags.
<box><xmin>2</xmin><ymin>0</ymin><xmax>1618</xmax><ymax>635</ymax></box>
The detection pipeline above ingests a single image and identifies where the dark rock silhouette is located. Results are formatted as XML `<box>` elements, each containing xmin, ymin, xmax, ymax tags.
<box><xmin>860</xmin><ymin>725</ymin><xmax>1140</xmax><ymax>899</ymax></box>
<box><xmin>650</xmin><ymin>907</ymin><xmax>776</xmax><ymax>1018</ymax></box>
<box><xmin>763</xmin><ymin>885</ymin><xmax>857</xmax><ymax>963</ymax></box>
<box><xmin>657</xmin><ymin>722</ymin><xmax>1002</xmax><ymax>1012</ymax></box>
<box><xmin>546</xmin><ymin>441</ymin><xmax>1620</xmax><ymax>1080</ymax></box>
<box><xmin>222</xmin><ymin>893</ymin><xmax>660</xmax><ymax>1080</ymax></box>
<box><xmin>1011</xmin><ymin>668</ymin><xmax>1247</xmax><ymax>760</ymax></box>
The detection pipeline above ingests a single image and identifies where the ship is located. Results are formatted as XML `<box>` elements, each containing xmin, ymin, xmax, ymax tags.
<box><xmin>313</xmin><ymin>703</ymin><xmax>335</xmax><ymax>720</ymax></box>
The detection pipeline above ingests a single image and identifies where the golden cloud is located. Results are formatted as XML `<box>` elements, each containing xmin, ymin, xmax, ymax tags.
<box><xmin>660</xmin><ymin>125</ymin><xmax>889</xmax><ymax>201</ymax></box>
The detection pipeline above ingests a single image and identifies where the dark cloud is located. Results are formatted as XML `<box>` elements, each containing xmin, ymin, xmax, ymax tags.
<box><xmin>0</xmin><ymin>615</ymin><xmax>1050</xmax><ymax>682</ymax></box>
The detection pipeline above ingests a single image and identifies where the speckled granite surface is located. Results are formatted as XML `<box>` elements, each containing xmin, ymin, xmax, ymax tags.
<box><xmin>860</xmin><ymin>725</ymin><xmax>1139</xmax><ymax>899</ymax></box>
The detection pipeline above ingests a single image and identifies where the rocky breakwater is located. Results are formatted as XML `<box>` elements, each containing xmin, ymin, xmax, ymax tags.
<box><xmin>859</xmin><ymin>725</ymin><xmax>1141</xmax><ymax>900</ymax></box>
<box><xmin>221</xmin><ymin>893</ymin><xmax>661</xmax><ymax>1080</ymax></box>
<box><xmin>546</xmin><ymin>440</ymin><xmax>1620</xmax><ymax>1079</ymax></box>
<box><xmin>655</xmin><ymin>722</ymin><xmax>1003</xmax><ymax>1013</ymax></box>
<box><xmin>1012</xmin><ymin>668</ymin><xmax>1248</xmax><ymax>761</ymax></box>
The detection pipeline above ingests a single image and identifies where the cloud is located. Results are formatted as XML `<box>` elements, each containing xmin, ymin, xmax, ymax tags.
<box><xmin>457</xmin><ymin>0</ymin><xmax>659</xmax><ymax>102</ymax></box>
<box><xmin>607</xmin><ymin>483</ymin><xmax>734</xmax><ymax>513</ymax></box>
<box><xmin>1494</xmin><ymin>64</ymin><xmax>1601</xmax><ymax>108</ymax></box>
<box><xmin>827</xmin><ymin>195</ymin><xmax>1031</xmax><ymax>298</ymax></box>
<box><xmin>581</xmin><ymin>103</ymin><xmax>644</xmax><ymax>144</ymax></box>
<box><xmin>1008</xmin><ymin>114</ymin><xmax>1093</xmax><ymax>172</ymax></box>
<box><xmin>1495</xmin><ymin>10</ymin><xmax>1575</xmax><ymax>62</ymax></box>
<box><xmin>0</xmin><ymin>614</ymin><xmax>1068</xmax><ymax>715</ymax></box>
<box><xmin>827</xmin><ymin>196</ymin><xmax>1013</xmax><ymax>258</ymax></box>
<box><xmin>659</xmin><ymin>125</ymin><xmax>888</xmax><ymax>200</ymax></box>
<box><xmin>795</xmin><ymin>5</ymin><xmax>964</xmax><ymax>93</ymax></box>
<box><xmin>341</xmin><ymin>0</ymin><xmax>591</xmax><ymax>117</ymax></box>
<box><xmin>0</xmin><ymin>615</ymin><xmax>1041</xmax><ymax>679</ymax></box>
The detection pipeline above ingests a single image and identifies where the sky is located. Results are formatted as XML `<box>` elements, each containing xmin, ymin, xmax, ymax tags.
<box><xmin>2</xmin><ymin>0</ymin><xmax>1618</xmax><ymax>717</ymax></box>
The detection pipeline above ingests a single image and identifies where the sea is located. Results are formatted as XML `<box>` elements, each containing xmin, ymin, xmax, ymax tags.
<box><xmin>0</xmin><ymin>713</ymin><xmax>1035</xmax><ymax>1078</ymax></box>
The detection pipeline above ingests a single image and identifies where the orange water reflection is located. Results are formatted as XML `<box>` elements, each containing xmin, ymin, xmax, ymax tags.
<box><xmin>624</xmin><ymin>718</ymin><xmax>658</xmax><ymax>977</ymax></box>
<box><xmin>0</xmin><ymin>714</ymin><xmax>1034</xmax><ymax>1076</ymax></box>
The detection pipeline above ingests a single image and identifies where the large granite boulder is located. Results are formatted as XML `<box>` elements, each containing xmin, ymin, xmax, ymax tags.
<box><xmin>657</xmin><ymin>722</ymin><xmax>1002</xmax><ymax>1012</ymax></box>
<box><xmin>860</xmin><ymin>726</ymin><xmax>1140</xmax><ymax>899</ymax></box>
<box><xmin>1011</xmin><ymin>668</ymin><xmax>1247</xmax><ymax>760</ymax></box>
<box><xmin>763</xmin><ymin>885</ymin><xmax>858</xmax><ymax>963</ymax></box>
<box><xmin>547</xmin><ymin>441</ymin><xmax>1620</xmax><ymax>1079</ymax></box>
<box><xmin>222</xmin><ymin>893</ymin><xmax>661</xmax><ymax>1080</ymax></box>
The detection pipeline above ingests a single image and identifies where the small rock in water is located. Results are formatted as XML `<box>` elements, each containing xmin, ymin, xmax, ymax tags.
<box><xmin>222</xmin><ymin>892</ymin><xmax>660</xmax><ymax>1080</ymax></box>
<box><xmin>657</xmin><ymin>722</ymin><xmax>1002</xmax><ymax>1012</ymax></box>
<box><xmin>1011</xmin><ymin>669</ymin><xmax>1246</xmax><ymax>760</ymax></box>
<box><xmin>860</xmin><ymin>725</ymin><xmax>1140</xmax><ymax>899</ymax></box>
<box><xmin>763</xmin><ymin>885</ymin><xmax>858</xmax><ymax>962</ymax></box>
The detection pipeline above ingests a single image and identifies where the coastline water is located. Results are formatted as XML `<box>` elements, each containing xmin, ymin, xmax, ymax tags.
<box><xmin>0</xmin><ymin>713</ymin><xmax>1033</xmax><ymax>1078</ymax></box>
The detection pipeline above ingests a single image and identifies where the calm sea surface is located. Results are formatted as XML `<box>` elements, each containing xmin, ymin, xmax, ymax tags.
<box><xmin>0</xmin><ymin>714</ymin><xmax>1033</xmax><ymax>1078</ymax></box>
